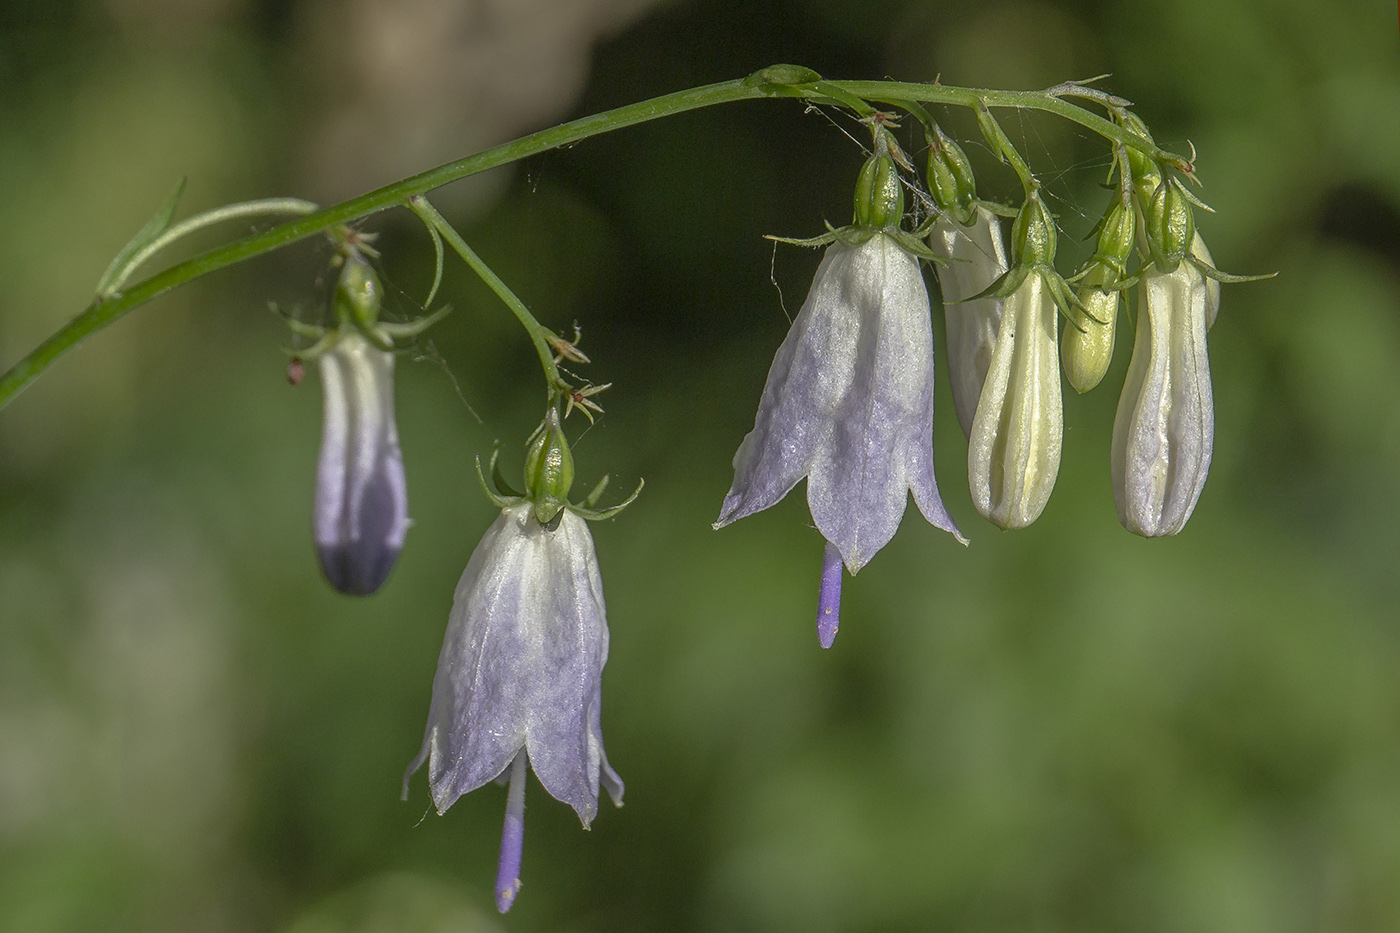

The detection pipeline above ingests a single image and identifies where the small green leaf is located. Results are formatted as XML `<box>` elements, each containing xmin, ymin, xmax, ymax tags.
<box><xmin>95</xmin><ymin>178</ymin><xmax>186</xmax><ymax>297</ymax></box>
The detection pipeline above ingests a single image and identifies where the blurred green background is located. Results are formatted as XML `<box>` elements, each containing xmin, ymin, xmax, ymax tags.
<box><xmin>2</xmin><ymin>0</ymin><xmax>1399</xmax><ymax>930</ymax></box>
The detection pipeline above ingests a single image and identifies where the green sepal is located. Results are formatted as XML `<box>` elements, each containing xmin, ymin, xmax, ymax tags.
<box><xmin>271</xmin><ymin>302</ymin><xmax>327</xmax><ymax>340</ymax></box>
<box><xmin>1043</xmin><ymin>270</ymin><xmax>1090</xmax><ymax>325</ymax></box>
<box><xmin>954</xmin><ymin>264</ymin><xmax>1031</xmax><ymax>304</ymax></box>
<box><xmin>377</xmin><ymin>304</ymin><xmax>453</xmax><ymax>340</ymax></box>
<box><xmin>96</xmin><ymin>178</ymin><xmax>186</xmax><ymax>297</ymax></box>
<box><xmin>476</xmin><ymin>453</ymin><xmax>524</xmax><ymax>510</ymax></box>
<box><xmin>766</xmin><ymin>227</ymin><xmax>846</xmax><ymax>249</ymax></box>
<box><xmin>280</xmin><ymin>330</ymin><xmax>338</xmax><ymax>360</ymax></box>
<box><xmin>582</xmin><ymin>474</ymin><xmax>610</xmax><ymax>509</ymax></box>
<box><xmin>571</xmin><ymin>477</ymin><xmax>644</xmax><ymax>522</ymax></box>
<box><xmin>489</xmin><ymin>445</ymin><xmax>525</xmax><ymax>499</ymax></box>
<box><xmin>889</xmin><ymin>230</ymin><xmax>949</xmax><ymax>265</ymax></box>
<box><xmin>1187</xmin><ymin>255</ymin><xmax>1277</xmax><ymax>284</ymax></box>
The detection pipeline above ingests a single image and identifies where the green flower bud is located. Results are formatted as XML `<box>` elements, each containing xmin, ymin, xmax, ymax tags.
<box><xmin>927</xmin><ymin>135</ymin><xmax>978</xmax><ymax>223</ymax></box>
<box><xmin>1011</xmin><ymin>194</ymin><xmax>1057</xmax><ymax>268</ymax></box>
<box><xmin>1062</xmin><ymin>263</ymin><xmax>1120</xmax><ymax>394</ymax></box>
<box><xmin>524</xmin><ymin>407</ymin><xmax>575</xmax><ymax>525</ymax></box>
<box><xmin>1117</xmin><ymin>111</ymin><xmax>1157</xmax><ymax>189</ymax></box>
<box><xmin>335</xmin><ymin>252</ymin><xmax>383</xmax><ymax>329</ymax></box>
<box><xmin>1095</xmin><ymin>200</ymin><xmax>1136</xmax><ymax>271</ymax></box>
<box><xmin>853</xmin><ymin>149</ymin><xmax>904</xmax><ymax>230</ymax></box>
<box><xmin>1147</xmin><ymin>181</ymin><xmax>1193</xmax><ymax>270</ymax></box>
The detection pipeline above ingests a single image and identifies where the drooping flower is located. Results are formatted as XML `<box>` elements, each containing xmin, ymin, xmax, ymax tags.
<box><xmin>313</xmin><ymin>255</ymin><xmax>409</xmax><ymax>595</ymax></box>
<box><xmin>715</xmin><ymin>132</ymin><xmax>964</xmax><ymax>648</ymax></box>
<box><xmin>404</xmin><ymin>410</ymin><xmax>638</xmax><ymax>912</ymax></box>
<box><xmin>966</xmin><ymin>194</ymin><xmax>1065</xmax><ymax>529</ymax></box>
<box><xmin>1111</xmin><ymin>254</ymin><xmax>1214</xmax><ymax>537</ymax></box>
<box><xmin>714</xmin><ymin>230</ymin><xmax>965</xmax><ymax>641</ymax></box>
<box><xmin>931</xmin><ymin>206</ymin><xmax>1008</xmax><ymax>437</ymax></box>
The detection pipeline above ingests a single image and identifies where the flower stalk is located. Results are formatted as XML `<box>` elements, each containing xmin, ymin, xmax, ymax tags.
<box><xmin>0</xmin><ymin>68</ymin><xmax>1187</xmax><ymax>412</ymax></box>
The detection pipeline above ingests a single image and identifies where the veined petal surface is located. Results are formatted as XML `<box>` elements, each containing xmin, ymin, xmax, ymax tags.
<box><xmin>968</xmin><ymin>270</ymin><xmax>1063</xmax><ymax>529</ymax></box>
<box><xmin>931</xmin><ymin>206</ymin><xmax>1008</xmax><ymax>438</ymax></box>
<box><xmin>1112</xmin><ymin>260</ymin><xmax>1214</xmax><ymax>537</ymax></box>
<box><xmin>716</xmin><ymin>235</ymin><xmax>962</xmax><ymax>571</ymax></box>
<box><xmin>406</xmin><ymin>504</ymin><xmax>622</xmax><ymax>825</ymax></box>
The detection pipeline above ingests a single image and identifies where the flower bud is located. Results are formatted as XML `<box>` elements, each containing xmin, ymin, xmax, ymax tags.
<box><xmin>335</xmin><ymin>252</ymin><xmax>384</xmax><ymax>329</ymax></box>
<box><xmin>927</xmin><ymin>135</ymin><xmax>978</xmax><ymax>224</ymax></box>
<box><xmin>314</xmin><ymin>330</ymin><xmax>408</xmax><ymax>595</ymax></box>
<box><xmin>1117</xmin><ymin>111</ymin><xmax>1157</xmax><ymax>190</ymax></box>
<box><xmin>1011</xmin><ymin>194</ymin><xmax>1057</xmax><ymax>268</ymax></box>
<box><xmin>1111</xmin><ymin>258</ymin><xmax>1214</xmax><ymax>537</ymax></box>
<box><xmin>968</xmin><ymin>270</ymin><xmax>1063</xmax><ymax>528</ymax></box>
<box><xmin>1062</xmin><ymin>202</ymin><xmax>1134</xmax><ymax>393</ymax></box>
<box><xmin>853</xmin><ymin>149</ymin><xmax>904</xmax><ymax>230</ymax></box>
<box><xmin>931</xmin><ymin>206</ymin><xmax>1008</xmax><ymax>436</ymax></box>
<box><xmin>1062</xmin><ymin>265</ymin><xmax>1120</xmax><ymax>394</ymax></box>
<box><xmin>524</xmin><ymin>408</ymin><xmax>575</xmax><ymax>525</ymax></box>
<box><xmin>1146</xmin><ymin>181</ymin><xmax>1193</xmax><ymax>270</ymax></box>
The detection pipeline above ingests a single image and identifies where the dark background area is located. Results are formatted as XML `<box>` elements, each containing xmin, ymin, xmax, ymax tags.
<box><xmin>2</xmin><ymin>0</ymin><xmax>1399</xmax><ymax>930</ymax></box>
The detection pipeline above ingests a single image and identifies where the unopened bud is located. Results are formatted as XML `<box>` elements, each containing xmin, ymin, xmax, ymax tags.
<box><xmin>1062</xmin><ymin>263</ymin><xmax>1120</xmax><ymax>394</ymax></box>
<box><xmin>1011</xmin><ymin>194</ymin><xmax>1057</xmax><ymax>268</ymax></box>
<box><xmin>1147</xmin><ymin>182</ymin><xmax>1193</xmax><ymax>269</ymax></box>
<box><xmin>335</xmin><ymin>252</ymin><xmax>383</xmax><ymax>329</ymax></box>
<box><xmin>853</xmin><ymin>148</ymin><xmax>904</xmax><ymax>230</ymax></box>
<box><xmin>524</xmin><ymin>408</ymin><xmax>575</xmax><ymax>525</ymax></box>
<box><xmin>927</xmin><ymin>135</ymin><xmax>978</xmax><ymax>222</ymax></box>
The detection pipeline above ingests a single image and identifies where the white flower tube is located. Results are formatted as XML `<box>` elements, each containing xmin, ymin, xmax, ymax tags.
<box><xmin>1112</xmin><ymin>258</ymin><xmax>1214</xmax><ymax>537</ymax></box>
<box><xmin>967</xmin><ymin>270</ymin><xmax>1063</xmax><ymax>529</ymax></box>
<box><xmin>931</xmin><ymin>206</ymin><xmax>1008</xmax><ymax>438</ymax></box>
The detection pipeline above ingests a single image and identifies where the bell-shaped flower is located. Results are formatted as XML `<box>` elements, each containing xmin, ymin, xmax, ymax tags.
<box><xmin>931</xmin><ymin>206</ymin><xmax>1008</xmax><ymax>437</ymax></box>
<box><xmin>1111</xmin><ymin>255</ymin><xmax>1214</xmax><ymax>537</ymax></box>
<box><xmin>313</xmin><ymin>329</ymin><xmax>408</xmax><ymax>595</ymax></box>
<box><xmin>714</xmin><ymin>230</ymin><xmax>965</xmax><ymax>647</ymax></box>
<box><xmin>405</xmin><ymin>413</ymin><xmax>637</xmax><ymax>912</ymax></box>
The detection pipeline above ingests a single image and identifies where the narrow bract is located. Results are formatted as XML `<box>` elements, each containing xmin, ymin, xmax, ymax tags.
<box><xmin>715</xmin><ymin>233</ymin><xmax>964</xmax><ymax>574</ymax></box>
<box><xmin>931</xmin><ymin>206</ymin><xmax>1008</xmax><ymax>438</ymax></box>
<box><xmin>1111</xmin><ymin>258</ymin><xmax>1214</xmax><ymax>537</ymax></box>
<box><xmin>967</xmin><ymin>270</ymin><xmax>1063</xmax><ymax>529</ymax></box>
<box><xmin>314</xmin><ymin>331</ymin><xmax>408</xmax><ymax>595</ymax></box>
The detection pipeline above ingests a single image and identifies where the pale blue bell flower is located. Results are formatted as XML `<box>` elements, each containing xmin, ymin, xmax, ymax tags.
<box><xmin>314</xmin><ymin>330</ymin><xmax>409</xmax><ymax>595</ymax></box>
<box><xmin>715</xmin><ymin>233</ymin><xmax>966</xmax><ymax>647</ymax></box>
<box><xmin>404</xmin><ymin>502</ymin><xmax>623</xmax><ymax>912</ymax></box>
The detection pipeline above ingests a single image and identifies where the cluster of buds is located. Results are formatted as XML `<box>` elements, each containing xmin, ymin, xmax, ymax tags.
<box><xmin>916</xmin><ymin>111</ymin><xmax>1253</xmax><ymax>539</ymax></box>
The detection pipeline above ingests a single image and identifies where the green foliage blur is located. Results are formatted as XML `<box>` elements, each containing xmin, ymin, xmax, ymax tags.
<box><xmin>2</xmin><ymin>0</ymin><xmax>1399</xmax><ymax>930</ymax></box>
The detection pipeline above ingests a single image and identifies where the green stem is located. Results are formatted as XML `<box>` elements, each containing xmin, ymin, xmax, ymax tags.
<box><xmin>407</xmin><ymin>196</ymin><xmax>561</xmax><ymax>389</ymax></box>
<box><xmin>0</xmin><ymin>68</ymin><xmax>1185</xmax><ymax>411</ymax></box>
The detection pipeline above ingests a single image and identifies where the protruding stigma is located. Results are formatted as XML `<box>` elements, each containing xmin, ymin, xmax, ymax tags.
<box><xmin>817</xmin><ymin>540</ymin><xmax>843</xmax><ymax>649</ymax></box>
<box><xmin>495</xmin><ymin>752</ymin><xmax>527</xmax><ymax>913</ymax></box>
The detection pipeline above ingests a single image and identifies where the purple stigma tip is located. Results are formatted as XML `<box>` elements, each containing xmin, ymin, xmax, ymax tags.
<box><xmin>495</xmin><ymin>753</ymin><xmax>527</xmax><ymax>913</ymax></box>
<box><xmin>817</xmin><ymin>540</ymin><xmax>843</xmax><ymax>649</ymax></box>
